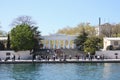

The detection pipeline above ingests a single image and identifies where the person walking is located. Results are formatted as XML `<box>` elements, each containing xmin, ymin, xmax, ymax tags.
<box><xmin>12</xmin><ymin>55</ymin><xmax>15</xmax><ymax>61</ymax></box>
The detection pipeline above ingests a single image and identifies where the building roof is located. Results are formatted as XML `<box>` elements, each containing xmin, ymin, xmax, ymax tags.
<box><xmin>104</xmin><ymin>37</ymin><xmax>120</xmax><ymax>40</ymax></box>
<box><xmin>41</xmin><ymin>33</ymin><xmax>77</xmax><ymax>40</ymax></box>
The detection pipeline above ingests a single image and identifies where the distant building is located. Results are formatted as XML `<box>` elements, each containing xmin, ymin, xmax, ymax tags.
<box><xmin>103</xmin><ymin>37</ymin><xmax>120</xmax><ymax>50</ymax></box>
<box><xmin>0</xmin><ymin>36</ymin><xmax>7</xmax><ymax>41</ymax></box>
<box><xmin>41</xmin><ymin>34</ymin><xmax>77</xmax><ymax>49</ymax></box>
<box><xmin>0</xmin><ymin>34</ymin><xmax>77</xmax><ymax>49</ymax></box>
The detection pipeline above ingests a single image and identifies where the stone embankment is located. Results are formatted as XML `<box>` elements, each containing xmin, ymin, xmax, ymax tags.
<box><xmin>0</xmin><ymin>59</ymin><xmax>120</xmax><ymax>64</ymax></box>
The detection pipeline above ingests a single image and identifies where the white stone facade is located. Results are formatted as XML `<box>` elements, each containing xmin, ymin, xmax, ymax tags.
<box><xmin>41</xmin><ymin>34</ymin><xmax>77</xmax><ymax>49</ymax></box>
<box><xmin>96</xmin><ymin>51</ymin><xmax>120</xmax><ymax>59</ymax></box>
<box><xmin>0</xmin><ymin>51</ymin><xmax>32</xmax><ymax>60</ymax></box>
<box><xmin>0</xmin><ymin>36</ymin><xmax>7</xmax><ymax>41</ymax></box>
<box><xmin>103</xmin><ymin>37</ymin><xmax>120</xmax><ymax>50</ymax></box>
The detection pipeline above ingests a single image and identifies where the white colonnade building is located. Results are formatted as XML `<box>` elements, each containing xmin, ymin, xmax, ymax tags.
<box><xmin>41</xmin><ymin>34</ymin><xmax>77</xmax><ymax>49</ymax></box>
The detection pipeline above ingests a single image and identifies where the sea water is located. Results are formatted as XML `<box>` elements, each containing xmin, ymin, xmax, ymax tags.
<box><xmin>0</xmin><ymin>63</ymin><xmax>120</xmax><ymax>80</ymax></box>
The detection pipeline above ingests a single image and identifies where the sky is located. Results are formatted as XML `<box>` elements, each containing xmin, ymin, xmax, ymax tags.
<box><xmin>0</xmin><ymin>0</ymin><xmax>120</xmax><ymax>35</ymax></box>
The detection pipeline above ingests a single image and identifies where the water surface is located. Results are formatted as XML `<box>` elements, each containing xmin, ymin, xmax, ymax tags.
<box><xmin>0</xmin><ymin>63</ymin><xmax>120</xmax><ymax>80</ymax></box>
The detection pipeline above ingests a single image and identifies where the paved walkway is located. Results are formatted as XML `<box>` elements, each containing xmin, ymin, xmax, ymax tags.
<box><xmin>0</xmin><ymin>59</ymin><xmax>120</xmax><ymax>64</ymax></box>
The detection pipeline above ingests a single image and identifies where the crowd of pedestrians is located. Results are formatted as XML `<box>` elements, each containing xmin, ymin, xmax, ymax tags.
<box><xmin>1</xmin><ymin>49</ymin><xmax>114</xmax><ymax>62</ymax></box>
<box><xmin>31</xmin><ymin>53</ymin><xmax>106</xmax><ymax>62</ymax></box>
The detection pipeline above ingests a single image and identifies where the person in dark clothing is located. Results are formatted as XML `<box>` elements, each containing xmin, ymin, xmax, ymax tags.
<box><xmin>12</xmin><ymin>55</ymin><xmax>15</xmax><ymax>61</ymax></box>
<box><xmin>32</xmin><ymin>54</ymin><xmax>36</xmax><ymax>61</ymax></box>
<box><xmin>18</xmin><ymin>56</ymin><xmax>20</xmax><ymax>60</ymax></box>
<box><xmin>63</xmin><ymin>55</ymin><xmax>67</xmax><ymax>61</ymax></box>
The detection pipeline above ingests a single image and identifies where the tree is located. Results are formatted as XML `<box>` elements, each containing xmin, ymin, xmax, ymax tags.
<box><xmin>77</xmin><ymin>23</ymin><xmax>96</xmax><ymax>37</ymax></box>
<box><xmin>11</xmin><ymin>15</ymin><xmax>42</xmax><ymax>51</ymax></box>
<box><xmin>112</xmin><ymin>23</ymin><xmax>120</xmax><ymax>37</ymax></box>
<box><xmin>11</xmin><ymin>15</ymin><xmax>36</xmax><ymax>27</ymax></box>
<box><xmin>84</xmin><ymin>37</ymin><xmax>102</xmax><ymax>55</ymax></box>
<box><xmin>74</xmin><ymin>27</ymin><xmax>88</xmax><ymax>51</ymax></box>
<box><xmin>0</xmin><ymin>41</ymin><xmax>5</xmax><ymax>50</ymax></box>
<box><xmin>100</xmin><ymin>23</ymin><xmax>113</xmax><ymax>37</ymax></box>
<box><xmin>31</xmin><ymin>26</ymin><xmax>41</xmax><ymax>51</ymax></box>
<box><xmin>10</xmin><ymin>24</ymin><xmax>34</xmax><ymax>51</ymax></box>
<box><xmin>57</xmin><ymin>23</ymin><xmax>96</xmax><ymax>37</ymax></box>
<box><xmin>7</xmin><ymin>34</ymin><xmax>10</xmax><ymax>50</ymax></box>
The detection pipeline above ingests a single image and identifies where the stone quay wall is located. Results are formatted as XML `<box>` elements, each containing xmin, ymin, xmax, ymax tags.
<box><xmin>96</xmin><ymin>50</ymin><xmax>120</xmax><ymax>59</ymax></box>
<box><xmin>0</xmin><ymin>50</ymin><xmax>32</xmax><ymax>60</ymax></box>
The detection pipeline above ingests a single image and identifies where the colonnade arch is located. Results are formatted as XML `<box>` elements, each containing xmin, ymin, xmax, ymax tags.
<box><xmin>41</xmin><ymin>34</ymin><xmax>77</xmax><ymax>49</ymax></box>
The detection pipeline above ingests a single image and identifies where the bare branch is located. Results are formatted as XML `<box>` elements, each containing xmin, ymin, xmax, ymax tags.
<box><xmin>11</xmin><ymin>15</ymin><xmax>36</xmax><ymax>27</ymax></box>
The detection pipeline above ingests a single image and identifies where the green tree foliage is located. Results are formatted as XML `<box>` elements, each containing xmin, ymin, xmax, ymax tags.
<box><xmin>74</xmin><ymin>27</ymin><xmax>88</xmax><ymax>51</ymax></box>
<box><xmin>84</xmin><ymin>37</ymin><xmax>102</xmax><ymax>55</ymax></box>
<box><xmin>0</xmin><ymin>41</ymin><xmax>5</xmax><ymax>50</ymax></box>
<box><xmin>10</xmin><ymin>24</ymin><xmax>34</xmax><ymax>51</ymax></box>
<box><xmin>11</xmin><ymin>16</ymin><xmax>41</xmax><ymax>51</ymax></box>
<box><xmin>31</xmin><ymin>26</ymin><xmax>42</xmax><ymax>51</ymax></box>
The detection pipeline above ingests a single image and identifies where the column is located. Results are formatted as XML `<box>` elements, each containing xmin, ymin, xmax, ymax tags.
<box><xmin>48</xmin><ymin>40</ymin><xmax>51</xmax><ymax>49</ymax></box>
<box><xmin>59</xmin><ymin>40</ymin><xmax>61</xmax><ymax>49</ymax></box>
<box><xmin>58</xmin><ymin>40</ymin><xmax>60</xmax><ymax>49</ymax></box>
<box><xmin>68</xmin><ymin>40</ymin><xmax>70</xmax><ymax>49</ymax></box>
<box><xmin>44</xmin><ymin>40</ymin><xmax>46</xmax><ymax>49</ymax></box>
<box><xmin>53</xmin><ymin>40</ymin><xmax>56</xmax><ymax>49</ymax></box>
<box><xmin>63</xmin><ymin>40</ymin><xmax>66</xmax><ymax>49</ymax></box>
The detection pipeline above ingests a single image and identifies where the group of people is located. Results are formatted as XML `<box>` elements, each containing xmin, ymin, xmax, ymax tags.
<box><xmin>32</xmin><ymin>53</ymin><xmax>98</xmax><ymax>61</ymax></box>
<box><xmin>4</xmin><ymin>55</ymin><xmax>20</xmax><ymax>61</ymax></box>
<box><xmin>2</xmin><ymin>53</ymin><xmax>106</xmax><ymax>62</ymax></box>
